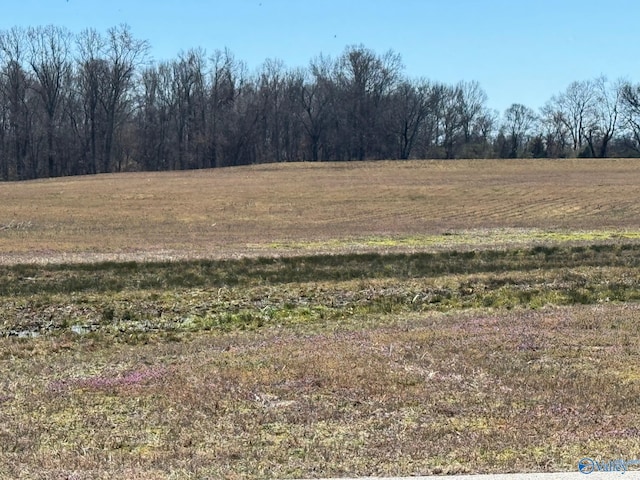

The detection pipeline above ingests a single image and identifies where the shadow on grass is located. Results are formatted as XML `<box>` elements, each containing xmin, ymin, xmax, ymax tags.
<box><xmin>1</xmin><ymin>243</ymin><xmax>639</xmax><ymax>296</ymax></box>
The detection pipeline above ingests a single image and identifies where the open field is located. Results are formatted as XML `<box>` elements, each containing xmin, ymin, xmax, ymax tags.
<box><xmin>1</xmin><ymin>159</ymin><xmax>640</xmax><ymax>478</ymax></box>
<box><xmin>1</xmin><ymin>158</ymin><xmax>640</xmax><ymax>263</ymax></box>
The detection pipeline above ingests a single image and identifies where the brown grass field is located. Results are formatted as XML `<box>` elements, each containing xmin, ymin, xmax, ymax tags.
<box><xmin>1</xmin><ymin>158</ymin><xmax>640</xmax><ymax>479</ymax></box>
<box><xmin>1</xmin><ymin>158</ymin><xmax>639</xmax><ymax>263</ymax></box>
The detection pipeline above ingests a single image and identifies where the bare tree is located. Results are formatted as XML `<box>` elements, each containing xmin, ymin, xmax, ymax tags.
<box><xmin>391</xmin><ymin>78</ymin><xmax>431</xmax><ymax>159</ymax></box>
<box><xmin>296</xmin><ymin>54</ymin><xmax>337</xmax><ymax>161</ymax></box>
<box><xmin>208</xmin><ymin>48</ymin><xmax>240</xmax><ymax>168</ymax></box>
<box><xmin>548</xmin><ymin>80</ymin><xmax>597</xmax><ymax>155</ymax></box>
<box><xmin>540</xmin><ymin>102</ymin><xmax>570</xmax><ymax>158</ymax></box>
<box><xmin>208</xmin><ymin>54</ymin><xmax>261</xmax><ymax>167</ymax></box>
<box><xmin>544</xmin><ymin>77</ymin><xmax>621</xmax><ymax>158</ymax></box>
<box><xmin>9</xmin><ymin>22</ymin><xmax>640</xmax><ymax>179</ymax></box>
<box><xmin>257</xmin><ymin>58</ymin><xmax>288</xmax><ymax>163</ymax></box>
<box><xmin>0</xmin><ymin>76</ymin><xmax>6</xmax><ymax>179</ymax></box>
<box><xmin>473</xmin><ymin>108</ymin><xmax>498</xmax><ymax>157</ymax></box>
<box><xmin>436</xmin><ymin>84</ymin><xmax>464</xmax><ymax>159</ymax></box>
<box><xmin>457</xmin><ymin>80</ymin><xmax>493</xmax><ymax>157</ymax></box>
<box><xmin>280</xmin><ymin>68</ymin><xmax>306</xmax><ymax>162</ymax></box>
<box><xmin>458</xmin><ymin>81</ymin><xmax>488</xmax><ymax>142</ymax></box>
<box><xmin>171</xmin><ymin>48</ymin><xmax>206</xmax><ymax>169</ymax></box>
<box><xmin>27</xmin><ymin>25</ymin><xmax>72</xmax><ymax>177</ymax></box>
<box><xmin>0</xmin><ymin>27</ymin><xmax>34</xmax><ymax>179</ymax></box>
<box><xmin>217</xmin><ymin>61</ymin><xmax>259</xmax><ymax>167</ymax></box>
<box><xmin>502</xmin><ymin>103</ymin><xmax>537</xmax><ymax>158</ymax></box>
<box><xmin>583</xmin><ymin>76</ymin><xmax>621</xmax><ymax>158</ymax></box>
<box><xmin>618</xmin><ymin>81</ymin><xmax>640</xmax><ymax>154</ymax></box>
<box><xmin>76</xmin><ymin>28</ymin><xmax>109</xmax><ymax>174</ymax></box>
<box><xmin>136</xmin><ymin>62</ymin><xmax>172</xmax><ymax>171</ymax></box>
<box><xmin>337</xmin><ymin>45</ymin><xmax>402</xmax><ymax>160</ymax></box>
<box><xmin>101</xmin><ymin>24</ymin><xmax>149</xmax><ymax>172</ymax></box>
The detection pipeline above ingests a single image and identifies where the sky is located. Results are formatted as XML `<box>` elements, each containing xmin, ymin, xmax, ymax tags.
<box><xmin>2</xmin><ymin>0</ymin><xmax>639</xmax><ymax>114</ymax></box>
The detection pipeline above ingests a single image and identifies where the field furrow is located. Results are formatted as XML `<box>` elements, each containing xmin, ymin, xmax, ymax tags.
<box><xmin>0</xmin><ymin>159</ymin><xmax>639</xmax><ymax>261</ymax></box>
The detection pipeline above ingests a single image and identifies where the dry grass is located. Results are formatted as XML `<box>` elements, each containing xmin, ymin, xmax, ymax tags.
<box><xmin>2</xmin><ymin>159</ymin><xmax>640</xmax><ymax>478</ymax></box>
<box><xmin>2</xmin><ymin>304</ymin><xmax>640</xmax><ymax>479</ymax></box>
<box><xmin>1</xmin><ymin>246</ymin><xmax>640</xmax><ymax>478</ymax></box>
<box><xmin>1</xmin><ymin>158</ymin><xmax>639</xmax><ymax>263</ymax></box>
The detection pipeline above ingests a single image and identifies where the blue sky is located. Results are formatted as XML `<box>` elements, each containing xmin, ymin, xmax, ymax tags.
<box><xmin>2</xmin><ymin>0</ymin><xmax>639</xmax><ymax>113</ymax></box>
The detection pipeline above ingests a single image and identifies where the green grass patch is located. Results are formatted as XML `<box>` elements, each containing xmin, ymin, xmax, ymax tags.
<box><xmin>266</xmin><ymin>229</ymin><xmax>640</xmax><ymax>253</ymax></box>
<box><xmin>1</xmin><ymin>243</ymin><xmax>639</xmax><ymax>337</ymax></box>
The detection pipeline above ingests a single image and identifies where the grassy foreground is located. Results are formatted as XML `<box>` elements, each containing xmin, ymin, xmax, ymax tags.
<box><xmin>1</xmin><ymin>244</ymin><xmax>640</xmax><ymax>478</ymax></box>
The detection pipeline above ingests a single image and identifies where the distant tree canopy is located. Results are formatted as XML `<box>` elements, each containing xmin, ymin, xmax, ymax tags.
<box><xmin>1</xmin><ymin>24</ymin><xmax>639</xmax><ymax>180</ymax></box>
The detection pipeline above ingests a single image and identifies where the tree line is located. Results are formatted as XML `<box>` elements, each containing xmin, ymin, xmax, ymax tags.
<box><xmin>2</xmin><ymin>24</ymin><xmax>640</xmax><ymax>180</ymax></box>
